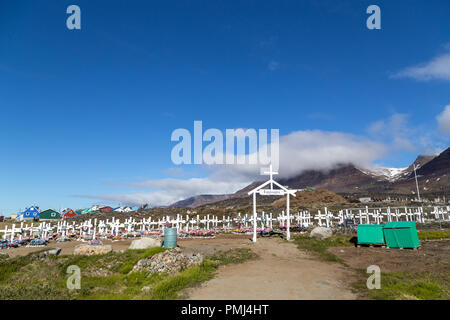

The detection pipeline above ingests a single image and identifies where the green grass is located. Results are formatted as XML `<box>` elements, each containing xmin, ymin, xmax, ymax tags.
<box><xmin>0</xmin><ymin>247</ymin><xmax>257</xmax><ymax>300</ymax></box>
<box><xmin>208</xmin><ymin>248</ymin><xmax>258</xmax><ymax>265</ymax></box>
<box><xmin>418</xmin><ymin>230</ymin><xmax>450</xmax><ymax>240</ymax></box>
<box><xmin>293</xmin><ymin>235</ymin><xmax>354</xmax><ymax>263</ymax></box>
<box><xmin>352</xmin><ymin>271</ymin><xmax>450</xmax><ymax>300</ymax></box>
<box><xmin>150</xmin><ymin>260</ymin><xmax>217</xmax><ymax>299</ymax></box>
<box><xmin>0</xmin><ymin>255</ymin><xmax>34</xmax><ymax>282</ymax></box>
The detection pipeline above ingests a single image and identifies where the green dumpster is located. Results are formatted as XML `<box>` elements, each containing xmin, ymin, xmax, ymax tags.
<box><xmin>357</xmin><ymin>224</ymin><xmax>386</xmax><ymax>245</ymax></box>
<box><xmin>383</xmin><ymin>221</ymin><xmax>420</xmax><ymax>249</ymax></box>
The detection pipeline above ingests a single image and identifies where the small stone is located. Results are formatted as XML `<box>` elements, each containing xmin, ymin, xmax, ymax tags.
<box><xmin>141</xmin><ymin>286</ymin><xmax>152</xmax><ymax>292</ymax></box>
<box><xmin>48</xmin><ymin>248</ymin><xmax>62</xmax><ymax>256</ymax></box>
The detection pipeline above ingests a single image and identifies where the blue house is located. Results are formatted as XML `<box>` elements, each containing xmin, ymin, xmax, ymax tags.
<box><xmin>16</xmin><ymin>206</ymin><xmax>40</xmax><ymax>221</ymax></box>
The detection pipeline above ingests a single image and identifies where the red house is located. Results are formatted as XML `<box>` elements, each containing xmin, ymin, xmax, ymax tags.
<box><xmin>100</xmin><ymin>206</ymin><xmax>113</xmax><ymax>213</ymax></box>
<box><xmin>62</xmin><ymin>209</ymin><xmax>77</xmax><ymax>218</ymax></box>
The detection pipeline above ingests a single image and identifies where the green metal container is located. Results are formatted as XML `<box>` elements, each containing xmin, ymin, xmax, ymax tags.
<box><xmin>163</xmin><ymin>228</ymin><xmax>177</xmax><ymax>248</ymax></box>
<box><xmin>357</xmin><ymin>224</ymin><xmax>386</xmax><ymax>245</ymax></box>
<box><xmin>383</xmin><ymin>221</ymin><xmax>420</xmax><ymax>249</ymax></box>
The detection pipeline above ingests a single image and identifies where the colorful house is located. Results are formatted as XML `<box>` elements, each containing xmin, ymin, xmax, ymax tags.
<box><xmin>81</xmin><ymin>208</ymin><xmax>94</xmax><ymax>214</ymax></box>
<box><xmin>100</xmin><ymin>206</ymin><xmax>113</xmax><ymax>213</ymax></box>
<box><xmin>39</xmin><ymin>209</ymin><xmax>60</xmax><ymax>220</ymax></box>
<box><xmin>62</xmin><ymin>209</ymin><xmax>77</xmax><ymax>218</ymax></box>
<box><xmin>115</xmin><ymin>206</ymin><xmax>133</xmax><ymax>213</ymax></box>
<box><xmin>16</xmin><ymin>206</ymin><xmax>40</xmax><ymax>221</ymax></box>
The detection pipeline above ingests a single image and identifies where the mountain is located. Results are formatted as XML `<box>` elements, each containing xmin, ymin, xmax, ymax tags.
<box><xmin>277</xmin><ymin>164</ymin><xmax>377</xmax><ymax>193</ymax></box>
<box><xmin>415</xmin><ymin>148</ymin><xmax>449</xmax><ymax>177</ymax></box>
<box><xmin>405</xmin><ymin>154</ymin><xmax>437</xmax><ymax>174</ymax></box>
<box><xmin>169</xmin><ymin>194</ymin><xmax>232</xmax><ymax>208</ymax></box>
<box><xmin>168</xmin><ymin>148</ymin><xmax>449</xmax><ymax>208</ymax></box>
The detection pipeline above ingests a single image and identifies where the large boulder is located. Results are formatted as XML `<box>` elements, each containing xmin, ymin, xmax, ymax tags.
<box><xmin>132</xmin><ymin>247</ymin><xmax>203</xmax><ymax>275</ymax></box>
<box><xmin>128</xmin><ymin>237</ymin><xmax>161</xmax><ymax>250</ymax></box>
<box><xmin>74</xmin><ymin>244</ymin><xmax>112</xmax><ymax>256</ymax></box>
<box><xmin>310</xmin><ymin>226</ymin><xmax>333</xmax><ymax>239</ymax></box>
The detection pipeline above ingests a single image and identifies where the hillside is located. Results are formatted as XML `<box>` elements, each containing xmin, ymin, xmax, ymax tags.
<box><xmin>170</xmin><ymin>194</ymin><xmax>232</xmax><ymax>208</ymax></box>
<box><xmin>168</xmin><ymin>148</ymin><xmax>449</xmax><ymax>208</ymax></box>
<box><xmin>271</xmin><ymin>189</ymin><xmax>347</xmax><ymax>207</ymax></box>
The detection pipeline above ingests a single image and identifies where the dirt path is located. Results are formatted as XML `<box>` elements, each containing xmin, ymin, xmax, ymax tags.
<box><xmin>186</xmin><ymin>237</ymin><xmax>358</xmax><ymax>300</ymax></box>
<box><xmin>3</xmin><ymin>234</ymin><xmax>359</xmax><ymax>299</ymax></box>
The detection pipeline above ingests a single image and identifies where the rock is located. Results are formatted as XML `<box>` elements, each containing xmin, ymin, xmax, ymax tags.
<box><xmin>141</xmin><ymin>285</ymin><xmax>152</xmax><ymax>292</ymax></box>
<box><xmin>48</xmin><ymin>248</ymin><xmax>62</xmax><ymax>256</ymax></box>
<box><xmin>0</xmin><ymin>252</ymin><xmax>9</xmax><ymax>259</ymax></box>
<box><xmin>128</xmin><ymin>237</ymin><xmax>161</xmax><ymax>250</ymax></box>
<box><xmin>310</xmin><ymin>226</ymin><xmax>333</xmax><ymax>239</ymax></box>
<box><xmin>37</xmin><ymin>248</ymin><xmax>62</xmax><ymax>259</ymax></box>
<box><xmin>74</xmin><ymin>244</ymin><xmax>112</xmax><ymax>256</ymax></box>
<box><xmin>131</xmin><ymin>248</ymin><xmax>203</xmax><ymax>275</ymax></box>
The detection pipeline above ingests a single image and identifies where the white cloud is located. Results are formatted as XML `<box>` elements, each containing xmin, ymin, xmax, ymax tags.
<box><xmin>82</xmin><ymin>130</ymin><xmax>387</xmax><ymax>206</ymax></box>
<box><xmin>79</xmin><ymin>177</ymin><xmax>249</xmax><ymax>207</ymax></box>
<box><xmin>367</xmin><ymin>113</ymin><xmax>416</xmax><ymax>151</ymax></box>
<box><xmin>367</xmin><ymin>111</ymin><xmax>450</xmax><ymax>155</ymax></box>
<box><xmin>392</xmin><ymin>53</ymin><xmax>450</xmax><ymax>81</ymax></box>
<box><xmin>276</xmin><ymin>130</ymin><xmax>386</xmax><ymax>177</ymax></box>
<box><xmin>437</xmin><ymin>104</ymin><xmax>450</xmax><ymax>134</ymax></box>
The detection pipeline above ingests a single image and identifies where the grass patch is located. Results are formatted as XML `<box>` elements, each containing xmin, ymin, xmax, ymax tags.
<box><xmin>294</xmin><ymin>235</ymin><xmax>354</xmax><ymax>263</ymax></box>
<box><xmin>150</xmin><ymin>260</ymin><xmax>216</xmax><ymax>300</ymax></box>
<box><xmin>0</xmin><ymin>247</ymin><xmax>257</xmax><ymax>300</ymax></box>
<box><xmin>0</xmin><ymin>282</ymin><xmax>72</xmax><ymax>300</ymax></box>
<box><xmin>0</xmin><ymin>255</ymin><xmax>34</xmax><ymax>282</ymax></box>
<box><xmin>353</xmin><ymin>271</ymin><xmax>450</xmax><ymax>300</ymax></box>
<box><xmin>418</xmin><ymin>230</ymin><xmax>450</xmax><ymax>240</ymax></box>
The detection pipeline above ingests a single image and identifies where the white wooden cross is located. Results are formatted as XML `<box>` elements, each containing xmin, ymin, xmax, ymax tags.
<box><xmin>248</xmin><ymin>165</ymin><xmax>297</xmax><ymax>242</ymax></box>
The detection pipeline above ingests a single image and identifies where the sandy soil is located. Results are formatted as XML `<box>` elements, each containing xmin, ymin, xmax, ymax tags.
<box><xmin>184</xmin><ymin>236</ymin><xmax>358</xmax><ymax>300</ymax></box>
<box><xmin>1</xmin><ymin>239</ymin><xmax>135</xmax><ymax>258</ymax></box>
<box><xmin>329</xmin><ymin>239</ymin><xmax>450</xmax><ymax>273</ymax></box>
<box><xmin>2</xmin><ymin>235</ymin><xmax>246</xmax><ymax>258</ymax></box>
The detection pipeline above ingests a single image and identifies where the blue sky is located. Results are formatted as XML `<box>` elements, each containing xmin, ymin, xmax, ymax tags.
<box><xmin>1</xmin><ymin>0</ymin><xmax>450</xmax><ymax>214</ymax></box>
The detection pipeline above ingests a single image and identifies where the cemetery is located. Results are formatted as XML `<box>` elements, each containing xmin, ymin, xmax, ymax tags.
<box><xmin>0</xmin><ymin>167</ymin><xmax>448</xmax><ymax>300</ymax></box>
<box><xmin>1</xmin><ymin>201</ymin><xmax>449</xmax><ymax>254</ymax></box>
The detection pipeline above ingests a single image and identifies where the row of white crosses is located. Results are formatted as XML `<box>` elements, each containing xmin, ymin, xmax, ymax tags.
<box><xmin>314</xmin><ymin>208</ymin><xmax>335</xmax><ymax>227</ymax></box>
<box><xmin>431</xmin><ymin>206</ymin><xmax>450</xmax><ymax>222</ymax></box>
<box><xmin>314</xmin><ymin>206</ymin><xmax>431</xmax><ymax>227</ymax></box>
<box><xmin>1</xmin><ymin>221</ymin><xmax>54</xmax><ymax>241</ymax></box>
<box><xmin>58</xmin><ymin>205</ymin><xmax>445</xmax><ymax>235</ymax></box>
<box><xmin>3</xmin><ymin>205</ymin><xmax>448</xmax><ymax>243</ymax></box>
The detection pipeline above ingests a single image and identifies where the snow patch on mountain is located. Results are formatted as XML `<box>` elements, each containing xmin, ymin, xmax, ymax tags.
<box><xmin>358</xmin><ymin>166</ymin><xmax>409</xmax><ymax>182</ymax></box>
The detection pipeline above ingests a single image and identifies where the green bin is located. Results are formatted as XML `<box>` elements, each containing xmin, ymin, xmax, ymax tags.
<box><xmin>383</xmin><ymin>221</ymin><xmax>420</xmax><ymax>249</ymax></box>
<box><xmin>163</xmin><ymin>228</ymin><xmax>177</xmax><ymax>248</ymax></box>
<box><xmin>357</xmin><ymin>224</ymin><xmax>386</xmax><ymax>245</ymax></box>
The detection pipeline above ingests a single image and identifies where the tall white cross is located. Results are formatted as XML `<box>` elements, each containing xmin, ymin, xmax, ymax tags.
<box><xmin>262</xmin><ymin>164</ymin><xmax>278</xmax><ymax>189</ymax></box>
